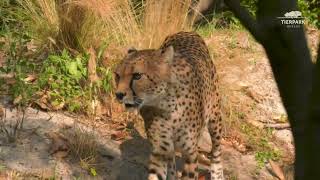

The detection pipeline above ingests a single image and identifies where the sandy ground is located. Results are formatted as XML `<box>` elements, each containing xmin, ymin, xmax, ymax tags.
<box><xmin>0</xmin><ymin>107</ymin><xmax>277</xmax><ymax>180</ymax></box>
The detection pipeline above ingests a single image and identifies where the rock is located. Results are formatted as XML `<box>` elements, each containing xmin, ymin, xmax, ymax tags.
<box><xmin>274</xmin><ymin>130</ymin><xmax>293</xmax><ymax>144</ymax></box>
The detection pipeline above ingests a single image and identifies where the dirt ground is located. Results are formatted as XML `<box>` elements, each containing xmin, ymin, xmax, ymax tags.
<box><xmin>0</xmin><ymin>28</ymin><xmax>319</xmax><ymax>179</ymax></box>
<box><xmin>0</xmin><ymin>107</ymin><xmax>277</xmax><ymax>180</ymax></box>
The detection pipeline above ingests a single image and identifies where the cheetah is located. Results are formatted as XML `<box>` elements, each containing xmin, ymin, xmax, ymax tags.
<box><xmin>114</xmin><ymin>31</ymin><xmax>223</xmax><ymax>180</ymax></box>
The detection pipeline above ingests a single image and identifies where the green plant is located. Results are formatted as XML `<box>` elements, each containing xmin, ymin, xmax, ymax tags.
<box><xmin>195</xmin><ymin>23</ymin><xmax>215</xmax><ymax>37</ymax></box>
<box><xmin>0</xmin><ymin>164</ymin><xmax>6</xmax><ymax>172</ymax></box>
<box><xmin>208</xmin><ymin>0</ymin><xmax>257</xmax><ymax>29</ymax></box>
<box><xmin>0</xmin><ymin>27</ymin><xmax>38</xmax><ymax>107</ymax></box>
<box><xmin>240</xmin><ymin>123</ymin><xmax>282</xmax><ymax>168</ymax></box>
<box><xmin>217</xmin><ymin>0</ymin><xmax>319</xmax><ymax>29</ymax></box>
<box><xmin>240</xmin><ymin>0</ymin><xmax>258</xmax><ymax>17</ymax></box>
<box><xmin>255</xmin><ymin>150</ymin><xmax>281</xmax><ymax>168</ymax></box>
<box><xmin>0</xmin><ymin>0</ymin><xmax>21</xmax><ymax>33</ymax></box>
<box><xmin>90</xmin><ymin>167</ymin><xmax>97</xmax><ymax>177</ymax></box>
<box><xmin>37</xmin><ymin>48</ymin><xmax>113</xmax><ymax>112</ymax></box>
<box><xmin>229</xmin><ymin>174</ymin><xmax>238</xmax><ymax>180</ymax></box>
<box><xmin>37</xmin><ymin>49</ymin><xmax>88</xmax><ymax>111</ymax></box>
<box><xmin>298</xmin><ymin>0</ymin><xmax>319</xmax><ymax>28</ymax></box>
<box><xmin>9</xmin><ymin>60</ymin><xmax>38</xmax><ymax>106</ymax></box>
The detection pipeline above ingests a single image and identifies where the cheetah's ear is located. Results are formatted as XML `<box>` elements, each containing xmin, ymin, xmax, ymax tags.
<box><xmin>161</xmin><ymin>46</ymin><xmax>174</xmax><ymax>64</ymax></box>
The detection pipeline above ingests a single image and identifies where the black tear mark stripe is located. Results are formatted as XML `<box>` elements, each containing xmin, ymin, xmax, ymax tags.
<box><xmin>129</xmin><ymin>77</ymin><xmax>136</xmax><ymax>97</ymax></box>
<box><xmin>150</xmin><ymin>161</ymin><xmax>161</xmax><ymax>168</ymax></box>
<box><xmin>148</xmin><ymin>168</ymin><xmax>157</xmax><ymax>174</ymax></box>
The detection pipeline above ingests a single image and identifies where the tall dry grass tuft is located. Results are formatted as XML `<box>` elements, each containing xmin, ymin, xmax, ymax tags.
<box><xmin>75</xmin><ymin>0</ymin><xmax>141</xmax><ymax>48</ymax></box>
<box><xmin>66</xmin><ymin>125</ymin><xmax>98</xmax><ymax>163</ymax></box>
<box><xmin>18</xmin><ymin>0</ymin><xmax>112</xmax><ymax>51</ymax></box>
<box><xmin>75</xmin><ymin>0</ymin><xmax>195</xmax><ymax>49</ymax></box>
<box><xmin>18</xmin><ymin>0</ymin><xmax>60</xmax><ymax>50</ymax></box>
<box><xmin>18</xmin><ymin>0</ymin><xmax>195</xmax><ymax>53</ymax></box>
<box><xmin>141</xmin><ymin>0</ymin><xmax>194</xmax><ymax>48</ymax></box>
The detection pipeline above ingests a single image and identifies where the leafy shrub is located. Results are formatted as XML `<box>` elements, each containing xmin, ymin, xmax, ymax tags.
<box><xmin>0</xmin><ymin>27</ymin><xmax>37</xmax><ymax>107</ymax></box>
<box><xmin>37</xmin><ymin>49</ymin><xmax>113</xmax><ymax>112</ymax></box>
<box><xmin>1</xmin><ymin>44</ymin><xmax>113</xmax><ymax>112</ymax></box>
<box><xmin>214</xmin><ymin>0</ymin><xmax>319</xmax><ymax>28</ymax></box>
<box><xmin>240</xmin><ymin>0</ymin><xmax>258</xmax><ymax>17</ymax></box>
<box><xmin>298</xmin><ymin>0</ymin><xmax>319</xmax><ymax>28</ymax></box>
<box><xmin>0</xmin><ymin>0</ymin><xmax>20</xmax><ymax>32</ymax></box>
<box><xmin>241</xmin><ymin>0</ymin><xmax>319</xmax><ymax>28</ymax></box>
<box><xmin>38</xmin><ymin>50</ymin><xmax>88</xmax><ymax>111</ymax></box>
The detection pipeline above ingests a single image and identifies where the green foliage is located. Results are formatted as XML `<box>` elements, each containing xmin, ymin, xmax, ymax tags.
<box><xmin>96</xmin><ymin>41</ymin><xmax>114</xmax><ymax>93</ymax></box>
<box><xmin>240</xmin><ymin>123</ymin><xmax>282</xmax><ymax>168</ymax></box>
<box><xmin>240</xmin><ymin>0</ymin><xmax>258</xmax><ymax>17</ymax></box>
<box><xmin>1</xmin><ymin>8</ymin><xmax>113</xmax><ymax>113</ymax></box>
<box><xmin>0</xmin><ymin>26</ymin><xmax>37</xmax><ymax>107</ymax></box>
<box><xmin>0</xmin><ymin>0</ymin><xmax>19</xmax><ymax>32</ymax></box>
<box><xmin>90</xmin><ymin>167</ymin><xmax>97</xmax><ymax>177</ymax></box>
<box><xmin>37</xmin><ymin>49</ymin><xmax>113</xmax><ymax>112</ymax></box>
<box><xmin>298</xmin><ymin>0</ymin><xmax>319</xmax><ymax>28</ymax></box>
<box><xmin>9</xmin><ymin>61</ymin><xmax>38</xmax><ymax>106</ymax></box>
<box><xmin>195</xmin><ymin>23</ymin><xmax>215</xmax><ymax>37</ymax></box>
<box><xmin>1</xmin><ymin>38</ymin><xmax>113</xmax><ymax>112</ymax></box>
<box><xmin>218</xmin><ymin>0</ymin><xmax>319</xmax><ymax>28</ymax></box>
<box><xmin>255</xmin><ymin>150</ymin><xmax>281</xmax><ymax>168</ymax></box>
<box><xmin>209</xmin><ymin>0</ymin><xmax>257</xmax><ymax>29</ymax></box>
<box><xmin>38</xmin><ymin>50</ymin><xmax>88</xmax><ymax>111</ymax></box>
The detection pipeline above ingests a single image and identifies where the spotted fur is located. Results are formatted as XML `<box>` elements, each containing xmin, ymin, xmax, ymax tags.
<box><xmin>114</xmin><ymin>31</ymin><xmax>224</xmax><ymax>180</ymax></box>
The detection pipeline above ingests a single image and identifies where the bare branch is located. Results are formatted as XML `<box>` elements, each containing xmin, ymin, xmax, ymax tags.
<box><xmin>264</xmin><ymin>123</ymin><xmax>290</xmax><ymax>129</ymax></box>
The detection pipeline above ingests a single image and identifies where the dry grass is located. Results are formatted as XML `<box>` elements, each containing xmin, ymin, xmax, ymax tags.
<box><xmin>139</xmin><ymin>0</ymin><xmax>193</xmax><ymax>48</ymax></box>
<box><xmin>75</xmin><ymin>0</ymin><xmax>140</xmax><ymax>49</ymax></box>
<box><xmin>0</xmin><ymin>107</ymin><xmax>25</xmax><ymax>143</ymax></box>
<box><xmin>65</xmin><ymin>125</ymin><xmax>98</xmax><ymax>165</ymax></box>
<box><xmin>5</xmin><ymin>170</ymin><xmax>21</xmax><ymax>180</ymax></box>
<box><xmin>17</xmin><ymin>0</ymin><xmax>195</xmax><ymax>53</ymax></box>
<box><xmin>18</xmin><ymin>0</ymin><xmax>60</xmax><ymax>50</ymax></box>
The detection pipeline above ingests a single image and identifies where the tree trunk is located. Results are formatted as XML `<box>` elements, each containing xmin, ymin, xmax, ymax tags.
<box><xmin>224</xmin><ymin>0</ymin><xmax>320</xmax><ymax>179</ymax></box>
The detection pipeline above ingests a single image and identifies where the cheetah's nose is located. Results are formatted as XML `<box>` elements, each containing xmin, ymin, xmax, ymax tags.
<box><xmin>115</xmin><ymin>92</ymin><xmax>126</xmax><ymax>101</ymax></box>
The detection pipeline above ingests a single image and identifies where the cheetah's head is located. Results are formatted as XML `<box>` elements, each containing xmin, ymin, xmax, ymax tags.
<box><xmin>114</xmin><ymin>46</ymin><xmax>174</xmax><ymax>109</ymax></box>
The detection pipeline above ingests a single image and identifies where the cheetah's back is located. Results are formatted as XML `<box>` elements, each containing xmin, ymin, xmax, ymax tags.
<box><xmin>160</xmin><ymin>31</ymin><xmax>211</xmax><ymax>62</ymax></box>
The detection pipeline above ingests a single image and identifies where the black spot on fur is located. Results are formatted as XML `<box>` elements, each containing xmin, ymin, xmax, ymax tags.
<box><xmin>160</xmin><ymin>145</ymin><xmax>168</xmax><ymax>151</ymax></box>
<box><xmin>188</xmin><ymin>172</ymin><xmax>195</xmax><ymax>178</ymax></box>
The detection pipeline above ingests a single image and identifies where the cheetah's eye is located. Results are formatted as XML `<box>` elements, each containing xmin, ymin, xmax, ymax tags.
<box><xmin>132</xmin><ymin>73</ymin><xmax>142</xmax><ymax>80</ymax></box>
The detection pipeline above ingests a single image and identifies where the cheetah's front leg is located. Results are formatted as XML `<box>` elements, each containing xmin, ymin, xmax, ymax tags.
<box><xmin>167</xmin><ymin>156</ymin><xmax>177</xmax><ymax>180</ymax></box>
<box><xmin>148</xmin><ymin>152</ymin><xmax>170</xmax><ymax>180</ymax></box>
<box><xmin>178</xmin><ymin>131</ymin><xmax>199</xmax><ymax>180</ymax></box>
<box><xmin>146</xmin><ymin>118</ymin><xmax>175</xmax><ymax>180</ymax></box>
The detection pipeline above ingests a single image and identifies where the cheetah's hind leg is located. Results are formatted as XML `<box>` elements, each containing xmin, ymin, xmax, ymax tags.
<box><xmin>208</xmin><ymin>116</ymin><xmax>224</xmax><ymax>180</ymax></box>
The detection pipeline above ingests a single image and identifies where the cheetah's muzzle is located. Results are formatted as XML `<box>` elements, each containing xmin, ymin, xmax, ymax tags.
<box><xmin>124</xmin><ymin>98</ymin><xmax>143</xmax><ymax>109</ymax></box>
